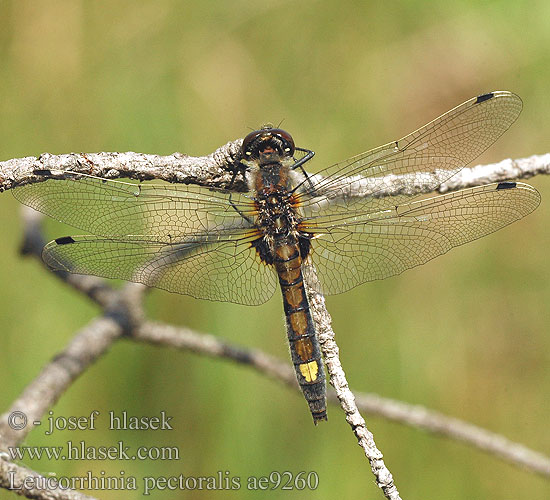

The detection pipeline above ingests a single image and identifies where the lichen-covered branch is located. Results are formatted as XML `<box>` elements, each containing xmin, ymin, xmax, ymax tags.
<box><xmin>353</xmin><ymin>393</ymin><xmax>550</xmax><ymax>477</ymax></box>
<box><xmin>1</xmin><ymin>139</ymin><xmax>548</xmax><ymax>198</ymax></box>
<box><xmin>438</xmin><ymin>153</ymin><xmax>550</xmax><ymax>192</ymax></box>
<box><xmin>303</xmin><ymin>262</ymin><xmax>401</xmax><ymax>498</ymax></box>
<box><xmin>0</xmin><ymin>139</ymin><xmax>245</xmax><ymax>193</ymax></box>
<box><xmin>0</xmin><ymin>452</ymin><xmax>97</xmax><ymax>500</ymax></box>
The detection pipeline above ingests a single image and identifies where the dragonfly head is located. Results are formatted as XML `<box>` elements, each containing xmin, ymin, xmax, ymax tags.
<box><xmin>242</xmin><ymin>127</ymin><xmax>295</xmax><ymax>165</ymax></box>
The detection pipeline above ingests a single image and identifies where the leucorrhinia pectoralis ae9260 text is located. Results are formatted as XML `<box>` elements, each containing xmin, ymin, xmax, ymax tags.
<box><xmin>13</xmin><ymin>91</ymin><xmax>541</xmax><ymax>423</ymax></box>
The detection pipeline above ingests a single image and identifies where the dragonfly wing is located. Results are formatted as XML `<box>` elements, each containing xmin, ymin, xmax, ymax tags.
<box><xmin>13</xmin><ymin>172</ymin><xmax>255</xmax><ymax>240</ymax></box>
<box><xmin>298</xmin><ymin>91</ymin><xmax>522</xmax><ymax>214</ymax></box>
<box><xmin>43</xmin><ymin>231</ymin><xmax>278</xmax><ymax>305</ymax></box>
<box><xmin>13</xmin><ymin>172</ymin><xmax>278</xmax><ymax>304</ymax></box>
<box><xmin>302</xmin><ymin>182</ymin><xmax>540</xmax><ymax>295</ymax></box>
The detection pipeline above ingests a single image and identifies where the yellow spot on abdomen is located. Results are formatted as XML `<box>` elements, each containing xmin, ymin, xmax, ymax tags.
<box><xmin>299</xmin><ymin>361</ymin><xmax>319</xmax><ymax>382</ymax></box>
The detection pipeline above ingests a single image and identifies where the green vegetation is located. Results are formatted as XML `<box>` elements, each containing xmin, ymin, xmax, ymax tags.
<box><xmin>1</xmin><ymin>1</ymin><xmax>549</xmax><ymax>498</ymax></box>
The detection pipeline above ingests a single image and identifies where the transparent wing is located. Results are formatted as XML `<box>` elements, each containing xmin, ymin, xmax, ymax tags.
<box><xmin>13</xmin><ymin>173</ymin><xmax>280</xmax><ymax>305</ymax></box>
<box><xmin>297</xmin><ymin>91</ymin><xmax>523</xmax><ymax>215</ymax></box>
<box><xmin>302</xmin><ymin>182</ymin><xmax>540</xmax><ymax>295</ymax></box>
<box><xmin>13</xmin><ymin>172</ymin><xmax>256</xmax><ymax>240</ymax></box>
<box><xmin>42</xmin><ymin>231</ymin><xmax>278</xmax><ymax>305</ymax></box>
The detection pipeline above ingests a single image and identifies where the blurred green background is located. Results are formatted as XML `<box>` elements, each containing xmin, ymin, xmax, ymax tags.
<box><xmin>1</xmin><ymin>1</ymin><xmax>549</xmax><ymax>499</ymax></box>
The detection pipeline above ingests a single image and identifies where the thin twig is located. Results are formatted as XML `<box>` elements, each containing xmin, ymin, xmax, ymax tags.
<box><xmin>0</xmin><ymin>317</ymin><xmax>123</xmax><ymax>451</ymax></box>
<box><xmin>0</xmin><ymin>457</ymin><xmax>97</xmax><ymax>500</ymax></box>
<box><xmin>438</xmin><ymin>153</ymin><xmax>550</xmax><ymax>192</ymax></box>
<box><xmin>353</xmin><ymin>393</ymin><xmax>550</xmax><ymax>477</ymax></box>
<box><xmin>133</xmin><ymin>321</ymin><xmax>296</xmax><ymax>386</ymax></box>
<box><xmin>133</xmin><ymin>320</ymin><xmax>550</xmax><ymax>477</ymax></box>
<box><xmin>19</xmin><ymin>207</ymin><xmax>125</xmax><ymax>307</ymax></box>
<box><xmin>304</xmin><ymin>263</ymin><xmax>401</xmax><ymax>499</ymax></box>
<box><xmin>1</xmin><ymin>142</ymin><xmax>548</xmax><ymax>197</ymax></box>
<box><xmin>0</xmin><ymin>140</ymin><xmax>245</xmax><ymax>193</ymax></box>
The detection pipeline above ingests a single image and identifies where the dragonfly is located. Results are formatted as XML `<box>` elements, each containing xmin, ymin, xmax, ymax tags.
<box><xmin>12</xmin><ymin>91</ymin><xmax>540</xmax><ymax>423</ymax></box>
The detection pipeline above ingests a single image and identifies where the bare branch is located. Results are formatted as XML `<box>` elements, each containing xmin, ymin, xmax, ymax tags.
<box><xmin>133</xmin><ymin>321</ymin><xmax>296</xmax><ymax>386</ymax></box>
<box><xmin>438</xmin><ymin>153</ymin><xmax>550</xmax><ymax>192</ymax></box>
<box><xmin>302</xmin><ymin>263</ymin><xmax>401</xmax><ymax>499</ymax></box>
<box><xmin>133</xmin><ymin>320</ymin><xmax>550</xmax><ymax>478</ymax></box>
<box><xmin>0</xmin><ymin>317</ymin><xmax>123</xmax><ymax>450</ymax></box>
<box><xmin>0</xmin><ymin>139</ymin><xmax>245</xmax><ymax>192</ymax></box>
<box><xmin>1</xmin><ymin>139</ymin><xmax>548</xmax><ymax>198</ymax></box>
<box><xmin>320</xmin><ymin>153</ymin><xmax>549</xmax><ymax>201</ymax></box>
<box><xmin>19</xmin><ymin>206</ymin><xmax>124</xmax><ymax>307</ymax></box>
<box><xmin>0</xmin><ymin>458</ymin><xmax>96</xmax><ymax>500</ymax></box>
<box><xmin>353</xmin><ymin>393</ymin><xmax>550</xmax><ymax>477</ymax></box>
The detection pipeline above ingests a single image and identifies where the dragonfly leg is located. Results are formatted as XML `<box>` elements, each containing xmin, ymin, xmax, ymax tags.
<box><xmin>228</xmin><ymin>165</ymin><xmax>254</xmax><ymax>224</ymax></box>
<box><xmin>293</xmin><ymin>147</ymin><xmax>316</xmax><ymax>193</ymax></box>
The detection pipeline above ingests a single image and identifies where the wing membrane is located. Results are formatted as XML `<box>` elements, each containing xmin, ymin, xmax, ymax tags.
<box><xmin>298</xmin><ymin>92</ymin><xmax>523</xmax><ymax>215</ymax></box>
<box><xmin>11</xmin><ymin>92</ymin><xmax>536</xmax><ymax>304</ymax></box>
<box><xmin>13</xmin><ymin>172</ymin><xmax>278</xmax><ymax>304</ymax></box>
<box><xmin>302</xmin><ymin>182</ymin><xmax>540</xmax><ymax>295</ymax></box>
<box><xmin>43</xmin><ymin>231</ymin><xmax>277</xmax><ymax>305</ymax></box>
<box><xmin>13</xmin><ymin>172</ymin><xmax>256</xmax><ymax>240</ymax></box>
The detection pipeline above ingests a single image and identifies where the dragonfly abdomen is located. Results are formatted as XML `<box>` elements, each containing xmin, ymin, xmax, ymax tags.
<box><xmin>273</xmin><ymin>238</ymin><xmax>327</xmax><ymax>423</ymax></box>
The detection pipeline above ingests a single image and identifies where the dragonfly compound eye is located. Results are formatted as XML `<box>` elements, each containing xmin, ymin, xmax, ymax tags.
<box><xmin>242</xmin><ymin>128</ymin><xmax>295</xmax><ymax>159</ymax></box>
<box><xmin>269</xmin><ymin>128</ymin><xmax>295</xmax><ymax>157</ymax></box>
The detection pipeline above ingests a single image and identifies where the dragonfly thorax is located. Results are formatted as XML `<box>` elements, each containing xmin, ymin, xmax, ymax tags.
<box><xmin>255</xmin><ymin>188</ymin><xmax>300</xmax><ymax>237</ymax></box>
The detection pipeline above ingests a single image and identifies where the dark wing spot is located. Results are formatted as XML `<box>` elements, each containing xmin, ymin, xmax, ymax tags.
<box><xmin>496</xmin><ymin>182</ymin><xmax>517</xmax><ymax>190</ymax></box>
<box><xmin>33</xmin><ymin>169</ymin><xmax>52</xmax><ymax>176</ymax></box>
<box><xmin>55</xmin><ymin>236</ymin><xmax>76</xmax><ymax>245</ymax></box>
<box><xmin>476</xmin><ymin>92</ymin><xmax>494</xmax><ymax>104</ymax></box>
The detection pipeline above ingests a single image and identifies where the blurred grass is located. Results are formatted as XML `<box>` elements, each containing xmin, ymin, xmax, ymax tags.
<box><xmin>1</xmin><ymin>0</ymin><xmax>550</xmax><ymax>499</ymax></box>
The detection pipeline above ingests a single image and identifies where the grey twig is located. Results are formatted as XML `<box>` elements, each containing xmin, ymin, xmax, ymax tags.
<box><xmin>438</xmin><ymin>153</ymin><xmax>550</xmax><ymax>192</ymax></box>
<box><xmin>0</xmin><ymin>140</ymin><xmax>245</xmax><ymax>193</ymax></box>
<box><xmin>353</xmin><ymin>393</ymin><xmax>550</xmax><ymax>477</ymax></box>
<box><xmin>133</xmin><ymin>320</ymin><xmax>550</xmax><ymax>478</ymax></box>
<box><xmin>0</xmin><ymin>317</ymin><xmax>123</xmax><ymax>451</ymax></box>
<box><xmin>0</xmin><ymin>312</ymin><xmax>121</xmax><ymax>499</ymax></box>
<box><xmin>0</xmin><ymin>142</ymin><xmax>548</xmax><ymax>500</ymax></box>
<box><xmin>304</xmin><ymin>263</ymin><xmax>401</xmax><ymax>499</ymax></box>
<box><xmin>1</xmin><ymin>138</ymin><xmax>548</xmax><ymax>197</ymax></box>
<box><xmin>133</xmin><ymin>321</ymin><xmax>297</xmax><ymax>386</ymax></box>
<box><xmin>19</xmin><ymin>206</ymin><xmax>126</xmax><ymax>307</ymax></box>
<box><xmin>0</xmin><ymin>458</ymin><xmax>96</xmax><ymax>500</ymax></box>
